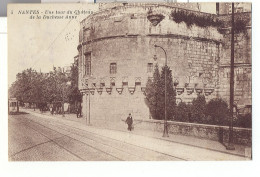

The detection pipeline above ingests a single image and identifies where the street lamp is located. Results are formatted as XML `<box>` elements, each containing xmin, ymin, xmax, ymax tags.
<box><xmin>62</xmin><ymin>86</ymin><xmax>65</xmax><ymax>117</ymax></box>
<box><xmin>154</xmin><ymin>44</ymin><xmax>169</xmax><ymax>137</ymax></box>
<box><xmin>174</xmin><ymin>79</ymin><xmax>179</xmax><ymax>105</ymax></box>
<box><xmin>84</xmin><ymin>87</ymin><xmax>95</xmax><ymax>125</ymax></box>
<box><xmin>86</xmin><ymin>89</ymin><xmax>91</xmax><ymax>125</ymax></box>
<box><xmin>82</xmin><ymin>78</ymin><xmax>90</xmax><ymax>125</ymax></box>
<box><xmin>174</xmin><ymin>79</ymin><xmax>179</xmax><ymax>90</ymax></box>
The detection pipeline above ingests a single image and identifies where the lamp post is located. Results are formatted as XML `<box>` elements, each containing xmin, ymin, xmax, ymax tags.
<box><xmin>154</xmin><ymin>44</ymin><xmax>169</xmax><ymax>137</ymax></box>
<box><xmin>82</xmin><ymin>79</ymin><xmax>89</xmax><ymax>125</ymax></box>
<box><xmin>62</xmin><ymin>86</ymin><xmax>65</xmax><ymax>117</ymax></box>
<box><xmin>84</xmin><ymin>88</ymin><xmax>92</xmax><ymax>126</ymax></box>
<box><xmin>174</xmin><ymin>79</ymin><xmax>179</xmax><ymax>104</ymax></box>
<box><xmin>174</xmin><ymin>79</ymin><xmax>179</xmax><ymax>93</ymax></box>
<box><xmin>86</xmin><ymin>89</ymin><xmax>91</xmax><ymax>125</ymax></box>
<box><xmin>88</xmin><ymin>88</ymin><xmax>95</xmax><ymax>125</ymax></box>
<box><xmin>82</xmin><ymin>77</ymin><xmax>95</xmax><ymax>126</ymax></box>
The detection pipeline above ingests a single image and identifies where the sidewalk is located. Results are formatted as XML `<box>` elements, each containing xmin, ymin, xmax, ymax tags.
<box><xmin>21</xmin><ymin>108</ymin><xmax>252</xmax><ymax>160</ymax></box>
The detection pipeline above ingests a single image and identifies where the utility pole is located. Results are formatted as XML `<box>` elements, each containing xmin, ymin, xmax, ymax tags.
<box><xmin>226</xmin><ymin>2</ymin><xmax>235</xmax><ymax>150</ymax></box>
<box><xmin>88</xmin><ymin>90</ymin><xmax>91</xmax><ymax>125</ymax></box>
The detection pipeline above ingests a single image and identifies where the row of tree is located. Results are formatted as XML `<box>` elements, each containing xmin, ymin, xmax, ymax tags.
<box><xmin>174</xmin><ymin>95</ymin><xmax>251</xmax><ymax>128</ymax></box>
<box><xmin>174</xmin><ymin>95</ymin><xmax>229</xmax><ymax>125</ymax></box>
<box><xmin>9</xmin><ymin>65</ymin><xmax>82</xmax><ymax>111</ymax></box>
<box><xmin>145</xmin><ymin>64</ymin><xmax>251</xmax><ymax>128</ymax></box>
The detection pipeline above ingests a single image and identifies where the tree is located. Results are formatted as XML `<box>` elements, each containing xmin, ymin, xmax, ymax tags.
<box><xmin>206</xmin><ymin>98</ymin><xmax>229</xmax><ymax>125</ymax></box>
<box><xmin>145</xmin><ymin>64</ymin><xmax>176</xmax><ymax>120</ymax></box>
<box><xmin>9</xmin><ymin>68</ymin><xmax>45</xmax><ymax>105</ymax></box>
<box><xmin>9</xmin><ymin>65</ymin><xmax>82</xmax><ymax>113</ymax></box>
<box><xmin>174</xmin><ymin>102</ymin><xmax>192</xmax><ymax>122</ymax></box>
<box><xmin>234</xmin><ymin>113</ymin><xmax>251</xmax><ymax>128</ymax></box>
<box><xmin>146</xmin><ymin>64</ymin><xmax>162</xmax><ymax>120</ymax></box>
<box><xmin>190</xmin><ymin>95</ymin><xmax>207</xmax><ymax>123</ymax></box>
<box><xmin>160</xmin><ymin>65</ymin><xmax>176</xmax><ymax>120</ymax></box>
<box><xmin>68</xmin><ymin>64</ymin><xmax>82</xmax><ymax>105</ymax></box>
<box><xmin>9</xmin><ymin>67</ymin><xmax>71</xmax><ymax>105</ymax></box>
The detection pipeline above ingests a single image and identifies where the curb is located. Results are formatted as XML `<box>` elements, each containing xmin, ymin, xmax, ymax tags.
<box><xmin>22</xmin><ymin>109</ymin><xmax>251</xmax><ymax>159</ymax></box>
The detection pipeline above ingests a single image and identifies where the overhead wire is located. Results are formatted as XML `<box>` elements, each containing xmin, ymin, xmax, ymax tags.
<box><xmin>30</xmin><ymin>2</ymin><xmax>86</xmax><ymax>70</ymax></box>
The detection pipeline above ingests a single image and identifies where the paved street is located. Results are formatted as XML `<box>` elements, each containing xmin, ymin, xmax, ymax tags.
<box><xmin>8</xmin><ymin>113</ymin><xmax>181</xmax><ymax>161</ymax></box>
<box><xmin>8</xmin><ymin>110</ymin><xmax>250</xmax><ymax>161</ymax></box>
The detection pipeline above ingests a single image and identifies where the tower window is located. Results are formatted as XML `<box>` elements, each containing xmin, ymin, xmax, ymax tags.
<box><xmin>110</xmin><ymin>63</ymin><xmax>117</xmax><ymax>74</ymax></box>
<box><xmin>84</xmin><ymin>53</ymin><xmax>91</xmax><ymax>76</ymax></box>
<box><xmin>147</xmin><ymin>63</ymin><xmax>153</xmax><ymax>73</ymax></box>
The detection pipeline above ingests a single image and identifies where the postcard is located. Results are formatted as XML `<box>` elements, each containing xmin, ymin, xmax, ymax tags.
<box><xmin>8</xmin><ymin>2</ymin><xmax>252</xmax><ymax>161</ymax></box>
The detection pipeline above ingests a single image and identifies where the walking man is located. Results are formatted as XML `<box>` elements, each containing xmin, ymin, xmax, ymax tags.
<box><xmin>77</xmin><ymin>104</ymin><xmax>82</xmax><ymax>118</ymax></box>
<box><xmin>125</xmin><ymin>113</ymin><xmax>133</xmax><ymax>131</ymax></box>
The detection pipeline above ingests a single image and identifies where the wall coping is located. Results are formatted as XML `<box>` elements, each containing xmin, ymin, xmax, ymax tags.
<box><xmin>82</xmin><ymin>3</ymin><xmax>219</xmax><ymax>23</ymax></box>
<box><xmin>81</xmin><ymin>3</ymin><xmax>251</xmax><ymax>26</ymax></box>
<box><xmin>77</xmin><ymin>33</ymin><xmax>222</xmax><ymax>50</ymax></box>
<box><xmin>134</xmin><ymin>118</ymin><xmax>252</xmax><ymax>131</ymax></box>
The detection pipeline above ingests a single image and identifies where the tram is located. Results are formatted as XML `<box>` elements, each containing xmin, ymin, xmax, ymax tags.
<box><xmin>8</xmin><ymin>98</ymin><xmax>19</xmax><ymax>114</ymax></box>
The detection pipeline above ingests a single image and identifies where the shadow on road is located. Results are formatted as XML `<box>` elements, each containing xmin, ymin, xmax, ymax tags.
<box><xmin>9</xmin><ymin>112</ymin><xmax>29</xmax><ymax>115</ymax></box>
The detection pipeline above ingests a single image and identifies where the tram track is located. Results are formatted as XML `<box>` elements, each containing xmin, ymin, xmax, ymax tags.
<box><xmin>25</xmin><ymin>110</ymin><xmax>249</xmax><ymax>159</ymax></box>
<box><xmin>9</xmin><ymin>117</ymin><xmax>123</xmax><ymax>161</ymax></box>
<box><xmin>28</xmin><ymin>116</ymin><xmax>185</xmax><ymax>160</ymax></box>
<box><xmin>10</xmin><ymin>114</ymin><xmax>185</xmax><ymax>161</ymax></box>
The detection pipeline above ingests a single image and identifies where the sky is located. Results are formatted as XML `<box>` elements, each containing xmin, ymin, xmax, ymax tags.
<box><xmin>8</xmin><ymin>3</ymin><xmax>98</xmax><ymax>86</ymax></box>
<box><xmin>7</xmin><ymin>2</ymin><xmax>236</xmax><ymax>87</ymax></box>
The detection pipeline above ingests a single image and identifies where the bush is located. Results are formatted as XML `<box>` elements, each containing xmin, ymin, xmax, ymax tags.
<box><xmin>171</xmin><ymin>9</ymin><xmax>223</xmax><ymax>29</ymax></box>
<box><xmin>172</xmin><ymin>95</ymin><xmax>251</xmax><ymax>128</ymax></box>
<box><xmin>206</xmin><ymin>98</ymin><xmax>229</xmax><ymax>126</ymax></box>
<box><xmin>234</xmin><ymin>113</ymin><xmax>252</xmax><ymax>128</ymax></box>
<box><xmin>174</xmin><ymin>102</ymin><xmax>192</xmax><ymax>122</ymax></box>
<box><xmin>190</xmin><ymin>95</ymin><xmax>207</xmax><ymax>123</ymax></box>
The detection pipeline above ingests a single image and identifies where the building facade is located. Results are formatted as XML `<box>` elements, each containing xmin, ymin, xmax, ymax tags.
<box><xmin>77</xmin><ymin>3</ymin><xmax>251</xmax><ymax>122</ymax></box>
<box><xmin>218</xmin><ymin>2</ymin><xmax>252</xmax><ymax>15</ymax></box>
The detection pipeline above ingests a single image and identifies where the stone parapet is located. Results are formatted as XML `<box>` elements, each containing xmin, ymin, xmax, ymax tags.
<box><xmin>137</xmin><ymin>119</ymin><xmax>252</xmax><ymax>146</ymax></box>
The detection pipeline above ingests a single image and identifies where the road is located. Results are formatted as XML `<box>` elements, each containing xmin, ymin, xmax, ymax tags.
<box><xmin>8</xmin><ymin>113</ymin><xmax>182</xmax><ymax>161</ymax></box>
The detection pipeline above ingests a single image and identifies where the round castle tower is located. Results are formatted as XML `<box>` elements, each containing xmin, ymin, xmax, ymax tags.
<box><xmin>77</xmin><ymin>3</ymin><xmax>226</xmax><ymax>121</ymax></box>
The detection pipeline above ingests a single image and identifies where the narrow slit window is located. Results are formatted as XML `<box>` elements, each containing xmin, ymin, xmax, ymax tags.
<box><xmin>110</xmin><ymin>63</ymin><xmax>117</xmax><ymax>74</ymax></box>
<box><xmin>147</xmin><ymin>63</ymin><xmax>153</xmax><ymax>73</ymax></box>
<box><xmin>84</xmin><ymin>53</ymin><xmax>91</xmax><ymax>76</ymax></box>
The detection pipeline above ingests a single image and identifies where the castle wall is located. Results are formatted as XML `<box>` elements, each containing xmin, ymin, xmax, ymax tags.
<box><xmin>218</xmin><ymin>13</ymin><xmax>251</xmax><ymax>107</ymax></box>
<box><xmin>78</xmin><ymin>4</ymin><xmax>251</xmax><ymax>122</ymax></box>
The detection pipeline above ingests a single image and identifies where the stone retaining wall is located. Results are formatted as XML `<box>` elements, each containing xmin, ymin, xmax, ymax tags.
<box><xmin>136</xmin><ymin>119</ymin><xmax>252</xmax><ymax>146</ymax></box>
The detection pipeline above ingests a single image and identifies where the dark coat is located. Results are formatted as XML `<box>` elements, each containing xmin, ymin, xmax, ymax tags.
<box><xmin>126</xmin><ymin>116</ymin><xmax>133</xmax><ymax>125</ymax></box>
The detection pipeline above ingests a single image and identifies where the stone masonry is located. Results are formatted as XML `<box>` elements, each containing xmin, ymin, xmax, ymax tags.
<box><xmin>77</xmin><ymin>3</ymin><xmax>251</xmax><ymax>122</ymax></box>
